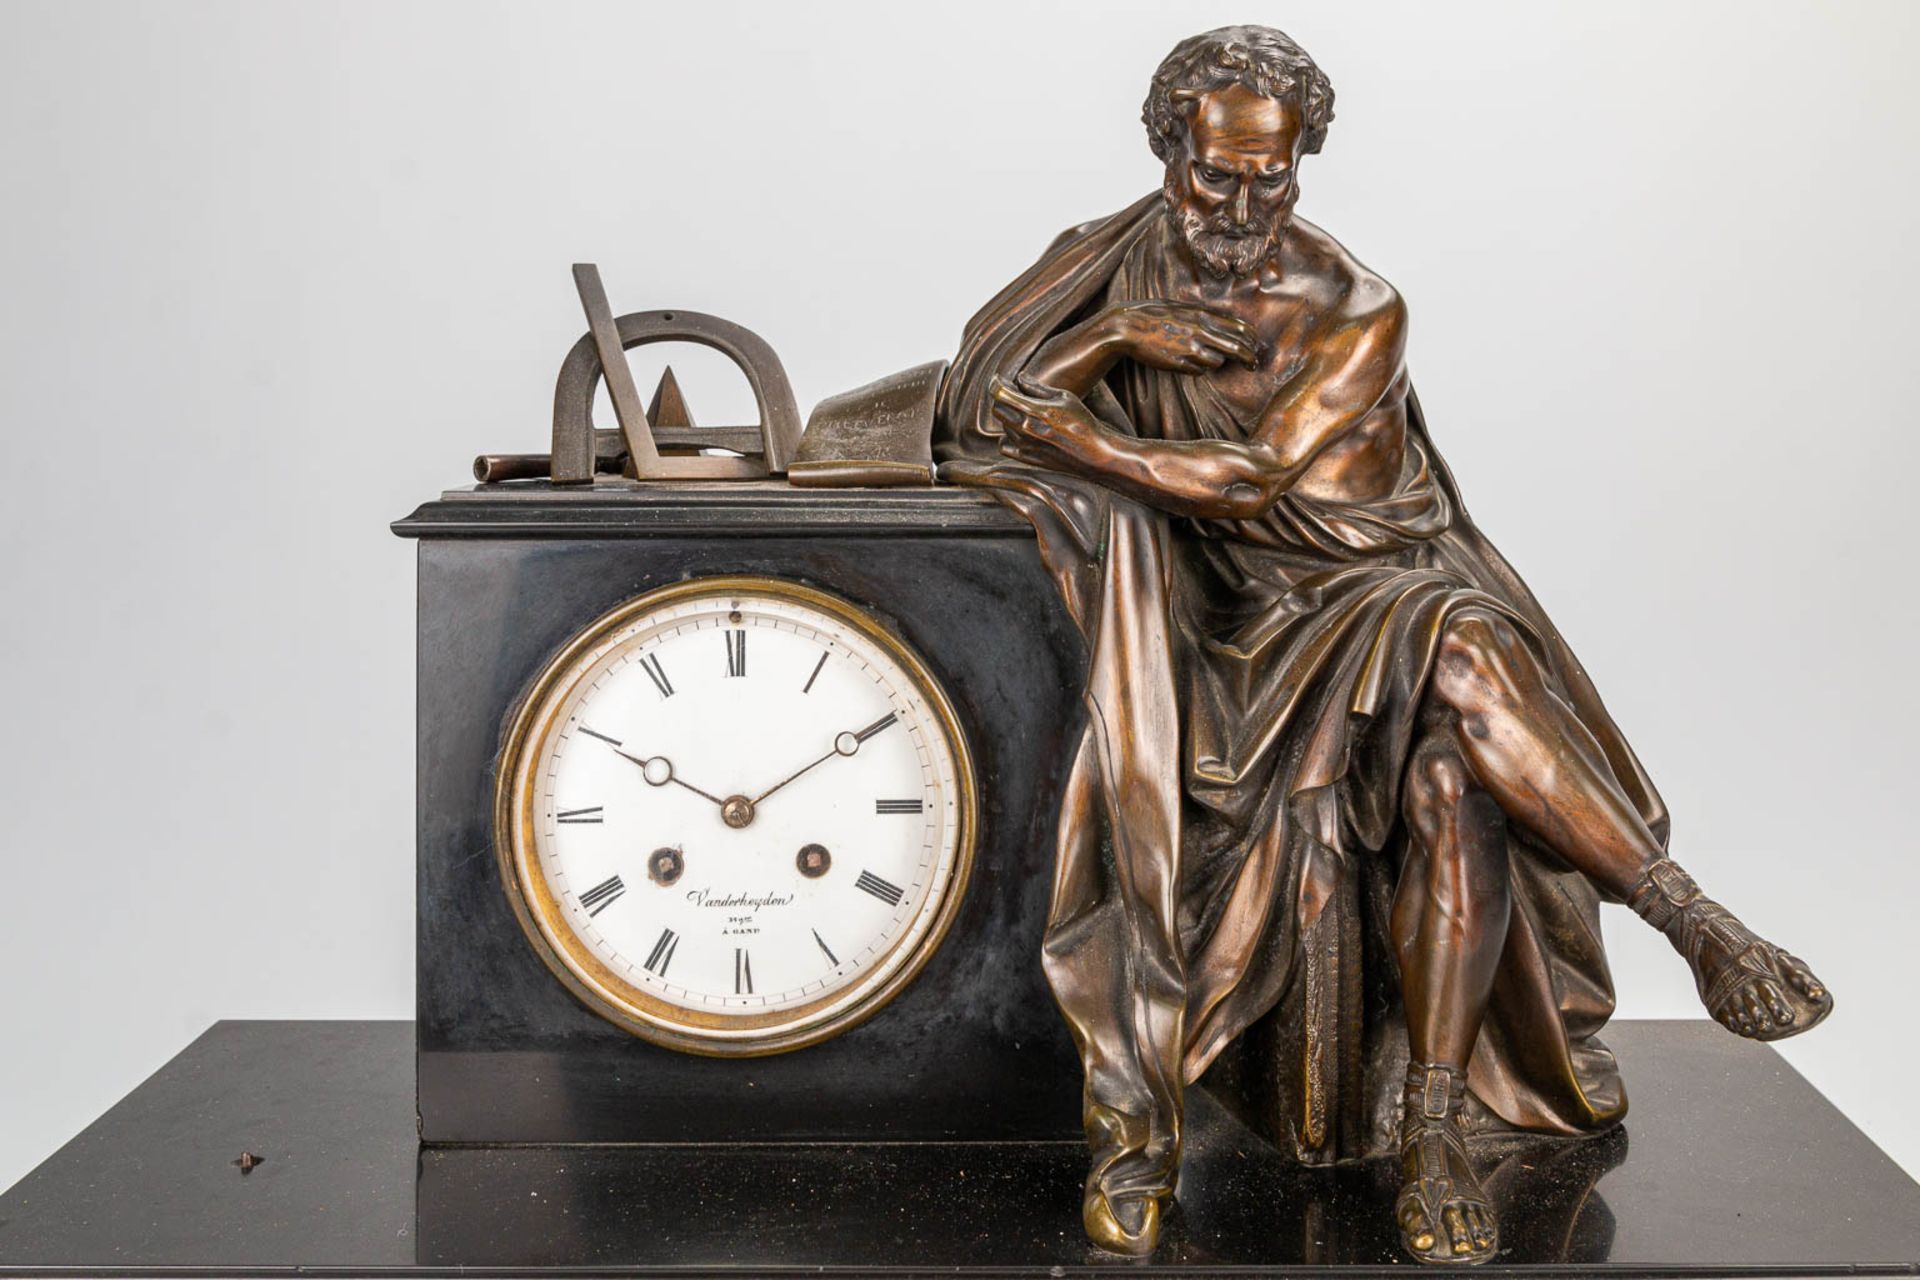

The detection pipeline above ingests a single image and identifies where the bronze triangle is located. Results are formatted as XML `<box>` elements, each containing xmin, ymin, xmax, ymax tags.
<box><xmin>647</xmin><ymin>367</ymin><xmax>697</xmax><ymax>429</ymax></box>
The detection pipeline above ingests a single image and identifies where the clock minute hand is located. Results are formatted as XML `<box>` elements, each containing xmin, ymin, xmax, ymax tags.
<box><xmin>609</xmin><ymin>746</ymin><xmax>727</xmax><ymax>809</ymax></box>
<box><xmin>752</xmin><ymin>711</ymin><xmax>900</xmax><ymax>806</ymax></box>
<box><xmin>751</xmin><ymin>747</ymin><xmax>837</xmax><ymax>806</ymax></box>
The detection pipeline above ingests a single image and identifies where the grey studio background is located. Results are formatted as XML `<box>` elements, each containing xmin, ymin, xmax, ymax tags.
<box><xmin>2</xmin><ymin>0</ymin><xmax>1916</xmax><ymax>1195</ymax></box>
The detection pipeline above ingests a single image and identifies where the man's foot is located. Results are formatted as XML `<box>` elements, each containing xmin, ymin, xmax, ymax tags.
<box><xmin>1629</xmin><ymin>859</ymin><xmax>1833</xmax><ymax>1041</ymax></box>
<box><xmin>1396</xmin><ymin>1063</ymin><xmax>1499</xmax><ymax>1264</ymax></box>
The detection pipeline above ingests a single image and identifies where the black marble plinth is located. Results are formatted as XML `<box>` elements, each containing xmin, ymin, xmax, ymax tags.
<box><xmin>1</xmin><ymin>1020</ymin><xmax>1915</xmax><ymax>1277</ymax></box>
<box><xmin>397</xmin><ymin>486</ymin><xmax>1088</xmax><ymax>1146</ymax></box>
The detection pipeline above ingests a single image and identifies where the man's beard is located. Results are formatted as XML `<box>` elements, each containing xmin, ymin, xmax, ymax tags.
<box><xmin>1167</xmin><ymin>180</ymin><xmax>1285</xmax><ymax>279</ymax></box>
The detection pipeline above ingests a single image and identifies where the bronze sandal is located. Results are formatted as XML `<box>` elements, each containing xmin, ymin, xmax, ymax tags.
<box><xmin>1629</xmin><ymin>858</ymin><xmax>1832</xmax><ymax>1041</ymax></box>
<box><xmin>1395</xmin><ymin>1062</ymin><xmax>1499</xmax><ymax>1264</ymax></box>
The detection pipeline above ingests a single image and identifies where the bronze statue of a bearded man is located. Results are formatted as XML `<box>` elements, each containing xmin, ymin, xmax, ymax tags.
<box><xmin>933</xmin><ymin>24</ymin><xmax>1832</xmax><ymax>1265</ymax></box>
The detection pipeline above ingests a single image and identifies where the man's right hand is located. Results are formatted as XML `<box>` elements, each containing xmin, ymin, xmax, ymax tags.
<box><xmin>1022</xmin><ymin>299</ymin><xmax>1261</xmax><ymax>400</ymax></box>
<box><xmin>1094</xmin><ymin>301</ymin><xmax>1260</xmax><ymax>374</ymax></box>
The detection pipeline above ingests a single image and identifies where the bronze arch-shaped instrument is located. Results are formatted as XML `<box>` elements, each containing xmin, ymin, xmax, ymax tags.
<box><xmin>547</xmin><ymin>264</ymin><xmax>803</xmax><ymax>483</ymax></box>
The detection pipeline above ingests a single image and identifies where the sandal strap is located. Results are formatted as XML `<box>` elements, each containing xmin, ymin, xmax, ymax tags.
<box><xmin>1630</xmin><ymin>858</ymin><xmax>1770</xmax><ymax>1003</ymax></box>
<box><xmin>1404</xmin><ymin>1061</ymin><xmax>1466</xmax><ymax>1122</ymax></box>
<box><xmin>1627</xmin><ymin>858</ymin><xmax>1700</xmax><ymax>931</ymax></box>
<box><xmin>1400</xmin><ymin>1062</ymin><xmax>1473</xmax><ymax>1175</ymax></box>
<box><xmin>1401</xmin><ymin>1119</ymin><xmax>1473</xmax><ymax>1180</ymax></box>
<box><xmin>1702</xmin><ymin>939</ymin><xmax>1776</xmax><ymax>1014</ymax></box>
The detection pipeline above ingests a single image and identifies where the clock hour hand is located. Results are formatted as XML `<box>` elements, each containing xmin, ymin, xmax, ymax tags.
<box><xmin>608</xmin><ymin>746</ymin><xmax>727</xmax><ymax>808</ymax></box>
<box><xmin>752</xmin><ymin>711</ymin><xmax>899</xmax><ymax>806</ymax></box>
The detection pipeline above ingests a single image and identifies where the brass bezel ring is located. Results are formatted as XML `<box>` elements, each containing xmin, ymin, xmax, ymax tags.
<box><xmin>492</xmin><ymin>574</ymin><xmax>978</xmax><ymax>1058</ymax></box>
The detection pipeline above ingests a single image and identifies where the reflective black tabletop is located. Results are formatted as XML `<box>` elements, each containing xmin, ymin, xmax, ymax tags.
<box><xmin>1</xmin><ymin>1019</ymin><xmax>1916</xmax><ymax>1276</ymax></box>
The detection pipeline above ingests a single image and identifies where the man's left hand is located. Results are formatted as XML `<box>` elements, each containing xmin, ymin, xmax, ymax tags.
<box><xmin>989</xmin><ymin>376</ymin><xmax>1104</xmax><ymax>472</ymax></box>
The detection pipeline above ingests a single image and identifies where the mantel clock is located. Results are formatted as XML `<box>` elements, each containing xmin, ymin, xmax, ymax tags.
<box><xmin>402</xmin><ymin>16</ymin><xmax>1845</xmax><ymax>1264</ymax></box>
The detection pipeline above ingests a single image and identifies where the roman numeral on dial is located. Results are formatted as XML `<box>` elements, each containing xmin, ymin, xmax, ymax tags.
<box><xmin>578</xmin><ymin>875</ymin><xmax>626</xmax><ymax>917</ymax></box>
<box><xmin>643</xmin><ymin>927</ymin><xmax>679</xmax><ymax>977</ymax></box>
<box><xmin>813</xmin><ymin>929</ymin><xmax>839</xmax><ymax>967</ymax></box>
<box><xmin>855</xmin><ymin>870</ymin><xmax>905</xmax><ymax>907</ymax></box>
<box><xmin>556</xmin><ymin>806</ymin><xmax>604</xmax><ymax>823</ymax></box>
<box><xmin>640</xmin><ymin>653</ymin><xmax>674</xmax><ymax>699</ymax></box>
<box><xmin>735</xmin><ymin>947</ymin><xmax>753</xmax><ymax>994</ymax></box>
<box><xmin>803</xmin><ymin>650</ymin><xmax>828</xmax><ymax>694</ymax></box>
<box><xmin>875</xmin><ymin>799</ymin><xmax>923</xmax><ymax>815</ymax></box>
<box><xmin>724</xmin><ymin>628</ymin><xmax>747</xmax><ymax>677</ymax></box>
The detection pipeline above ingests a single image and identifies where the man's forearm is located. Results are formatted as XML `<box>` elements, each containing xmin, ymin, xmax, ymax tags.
<box><xmin>1023</xmin><ymin>322</ymin><xmax>1120</xmax><ymax>400</ymax></box>
<box><xmin>1031</xmin><ymin>424</ymin><xmax>1297</xmax><ymax>521</ymax></box>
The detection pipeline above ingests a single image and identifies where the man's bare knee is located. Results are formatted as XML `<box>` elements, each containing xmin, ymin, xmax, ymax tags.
<box><xmin>1405</xmin><ymin>745</ymin><xmax>1473</xmax><ymax>842</ymax></box>
<box><xmin>1432</xmin><ymin>609</ymin><xmax>1529</xmax><ymax>717</ymax></box>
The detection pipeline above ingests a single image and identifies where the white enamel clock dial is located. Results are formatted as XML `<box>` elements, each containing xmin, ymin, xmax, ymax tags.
<box><xmin>496</xmin><ymin>576</ymin><xmax>976</xmax><ymax>1055</ymax></box>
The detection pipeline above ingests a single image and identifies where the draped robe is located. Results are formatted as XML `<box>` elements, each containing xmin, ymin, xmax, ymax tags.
<box><xmin>934</xmin><ymin>194</ymin><xmax>1668</xmax><ymax>1196</ymax></box>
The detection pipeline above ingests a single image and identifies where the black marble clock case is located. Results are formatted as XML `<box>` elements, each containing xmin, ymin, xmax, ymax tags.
<box><xmin>393</xmin><ymin>483</ymin><xmax>1086</xmax><ymax>1144</ymax></box>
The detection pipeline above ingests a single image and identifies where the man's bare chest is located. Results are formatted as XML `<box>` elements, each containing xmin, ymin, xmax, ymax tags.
<box><xmin>1134</xmin><ymin>280</ymin><xmax>1407</xmax><ymax>499</ymax></box>
<box><xmin>1179</xmin><ymin>288</ymin><xmax>1319</xmax><ymax>429</ymax></box>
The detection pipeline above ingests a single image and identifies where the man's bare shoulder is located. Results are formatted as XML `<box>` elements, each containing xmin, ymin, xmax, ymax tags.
<box><xmin>1284</xmin><ymin>217</ymin><xmax>1406</xmax><ymax>335</ymax></box>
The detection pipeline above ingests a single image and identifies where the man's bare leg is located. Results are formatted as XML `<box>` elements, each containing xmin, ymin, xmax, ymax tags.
<box><xmin>1390</xmin><ymin>734</ymin><xmax>1509</xmax><ymax>1263</ymax></box>
<box><xmin>1426</xmin><ymin>609</ymin><xmax>1830</xmax><ymax>1039</ymax></box>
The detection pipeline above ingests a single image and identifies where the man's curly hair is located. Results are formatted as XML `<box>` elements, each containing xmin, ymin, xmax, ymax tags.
<box><xmin>1143</xmin><ymin>26</ymin><xmax>1335</xmax><ymax>162</ymax></box>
